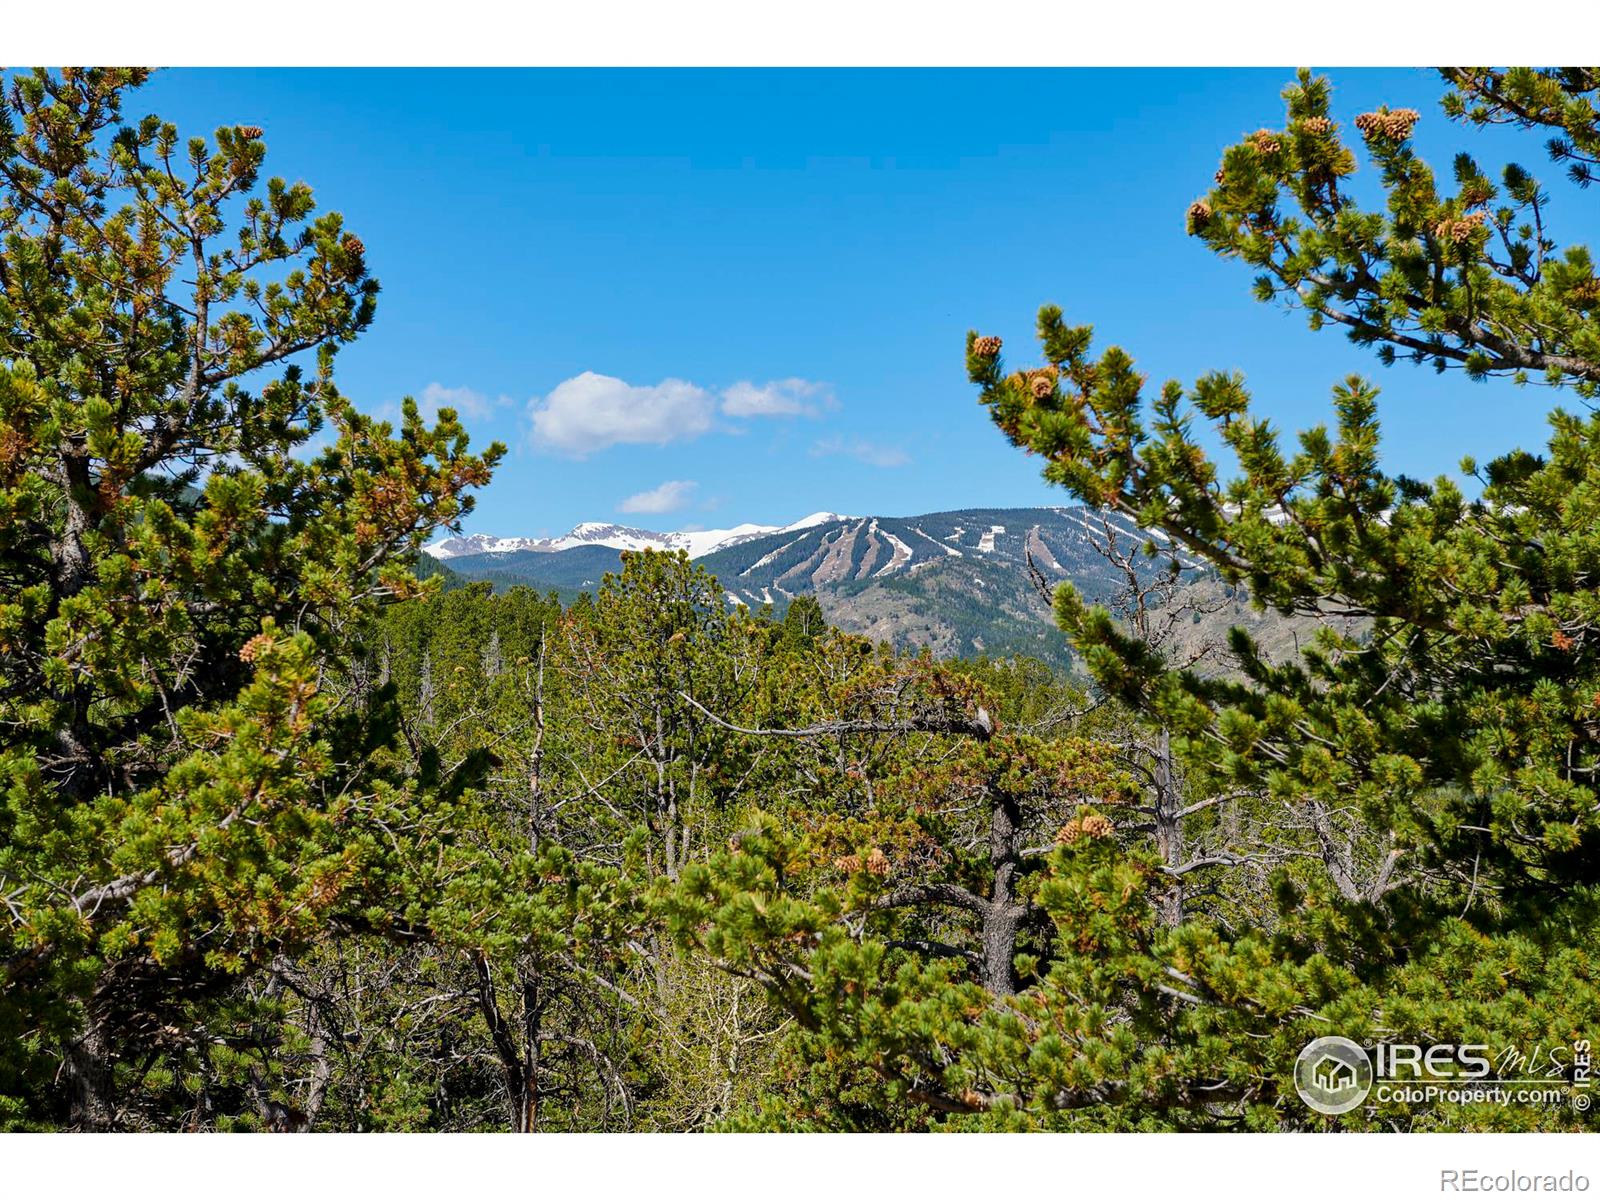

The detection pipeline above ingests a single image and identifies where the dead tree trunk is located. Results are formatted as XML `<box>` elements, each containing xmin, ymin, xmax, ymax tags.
<box><xmin>1151</xmin><ymin>729</ymin><xmax>1185</xmax><ymax>927</ymax></box>
<box><xmin>65</xmin><ymin>1012</ymin><xmax>116</xmax><ymax>1131</ymax></box>
<box><xmin>473</xmin><ymin>951</ymin><xmax>540</xmax><ymax>1133</ymax></box>
<box><xmin>982</xmin><ymin>788</ymin><xmax>1025</xmax><ymax>996</ymax></box>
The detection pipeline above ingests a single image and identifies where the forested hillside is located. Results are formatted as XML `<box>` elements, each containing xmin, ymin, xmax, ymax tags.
<box><xmin>437</xmin><ymin>506</ymin><xmax>1330</xmax><ymax>673</ymax></box>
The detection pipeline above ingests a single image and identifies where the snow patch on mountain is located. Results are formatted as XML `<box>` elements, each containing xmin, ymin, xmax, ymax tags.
<box><xmin>420</xmin><ymin>533</ymin><xmax>551</xmax><ymax>558</ymax></box>
<box><xmin>740</xmin><ymin>535</ymin><xmax>807</xmax><ymax>577</ymax></box>
<box><xmin>913</xmin><ymin>526</ymin><xmax>962</xmax><ymax>557</ymax></box>
<box><xmin>424</xmin><ymin>510</ymin><xmax>856</xmax><ymax>562</ymax></box>
<box><xmin>785</xmin><ymin>511</ymin><xmax>851</xmax><ymax>531</ymax></box>
<box><xmin>876</xmin><ymin>529</ymin><xmax>914</xmax><ymax>575</ymax></box>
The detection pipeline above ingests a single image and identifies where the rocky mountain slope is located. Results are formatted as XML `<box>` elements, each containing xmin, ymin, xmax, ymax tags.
<box><xmin>432</xmin><ymin>507</ymin><xmax>1328</xmax><ymax>673</ymax></box>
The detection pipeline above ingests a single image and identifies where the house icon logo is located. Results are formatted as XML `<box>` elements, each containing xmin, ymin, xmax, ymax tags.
<box><xmin>1313</xmin><ymin>1055</ymin><xmax>1356</xmax><ymax>1092</ymax></box>
<box><xmin>1294</xmin><ymin>1036</ymin><xmax>1373</xmax><ymax>1115</ymax></box>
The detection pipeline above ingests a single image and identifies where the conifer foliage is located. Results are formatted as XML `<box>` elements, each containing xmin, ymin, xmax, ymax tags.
<box><xmin>956</xmin><ymin>67</ymin><xmax>1600</xmax><ymax>1128</ymax></box>
<box><xmin>0</xmin><ymin>69</ymin><xmax>501</xmax><ymax>1128</ymax></box>
<box><xmin>4</xmin><ymin>65</ymin><xmax>1595</xmax><ymax>1134</ymax></box>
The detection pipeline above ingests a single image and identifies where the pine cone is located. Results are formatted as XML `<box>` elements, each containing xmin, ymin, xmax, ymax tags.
<box><xmin>972</xmin><ymin>335</ymin><xmax>1003</xmax><ymax>358</ymax></box>
<box><xmin>865</xmin><ymin>847</ymin><xmax>890</xmax><ymax>877</ymax></box>
<box><xmin>1568</xmin><ymin>278</ymin><xmax>1600</xmax><ymax>308</ymax></box>
<box><xmin>0</xmin><ymin>427</ymin><xmax>28</xmax><ymax>471</ymax></box>
<box><xmin>343</xmin><ymin>233</ymin><xmax>366</xmax><ymax>259</ymax></box>
<box><xmin>239</xmin><ymin>632</ymin><xmax>275</xmax><ymax>663</ymax></box>
<box><xmin>1433</xmin><ymin>211</ymin><xmax>1487</xmax><ymax>244</ymax></box>
<box><xmin>1302</xmin><ymin>116</ymin><xmax>1332</xmax><ymax>135</ymax></box>
<box><xmin>1187</xmin><ymin>199</ymin><xmax>1213</xmax><ymax>232</ymax></box>
<box><xmin>1056</xmin><ymin>811</ymin><xmax>1114</xmax><ymax>844</ymax></box>
<box><xmin>237</xmin><ymin>125</ymin><xmax>264</xmax><ymax>139</ymax></box>
<box><xmin>1354</xmin><ymin>108</ymin><xmax>1420</xmax><ymax>140</ymax></box>
<box><xmin>1079</xmin><ymin>813</ymin><xmax>1114</xmax><ymax>840</ymax></box>
<box><xmin>1251</xmin><ymin>129</ymin><xmax>1282</xmax><ymax>154</ymax></box>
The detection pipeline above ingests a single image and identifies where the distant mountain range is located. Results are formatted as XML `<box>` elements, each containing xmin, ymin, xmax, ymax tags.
<box><xmin>426</xmin><ymin>507</ymin><xmax>1317</xmax><ymax>672</ymax></box>
<box><xmin>424</xmin><ymin>511</ymin><xmax>850</xmax><ymax>562</ymax></box>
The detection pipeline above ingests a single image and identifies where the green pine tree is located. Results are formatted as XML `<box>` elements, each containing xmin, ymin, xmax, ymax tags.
<box><xmin>955</xmin><ymin>66</ymin><xmax>1600</xmax><ymax>1130</ymax></box>
<box><xmin>0</xmin><ymin>68</ymin><xmax>501</xmax><ymax>1129</ymax></box>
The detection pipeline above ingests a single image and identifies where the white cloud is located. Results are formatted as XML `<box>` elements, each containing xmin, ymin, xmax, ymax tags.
<box><xmin>529</xmin><ymin>372</ymin><xmax>717</xmax><ymax>457</ymax></box>
<box><xmin>527</xmin><ymin>372</ymin><xmax>833</xmax><ymax>457</ymax></box>
<box><xmin>417</xmin><ymin>382</ymin><xmax>497</xmax><ymax>421</ymax></box>
<box><xmin>811</xmin><ymin>436</ymin><xmax>910</xmax><ymax>468</ymax></box>
<box><xmin>618</xmin><ymin>479</ymin><xmax>699</xmax><ymax>515</ymax></box>
<box><xmin>720</xmin><ymin>378</ymin><xmax>831</xmax><ymax>418</ymax></box>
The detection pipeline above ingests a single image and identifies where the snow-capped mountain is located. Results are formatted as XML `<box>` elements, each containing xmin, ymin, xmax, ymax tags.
<box><xmin>426</xmin><ymin>505</ymin><xmax>1318</xmax><ymax>676</ymax></box>
<box><xmin>423</xmin><ymin>512</ymin><xmax>851</xmax><ymax>562</ymax></box>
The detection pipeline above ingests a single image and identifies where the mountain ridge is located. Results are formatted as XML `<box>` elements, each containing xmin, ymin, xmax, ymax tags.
<box><xmin>428</xmin><ymin>506</ymin><xmax>1345</xmax><ymax>676</ymax></box>
<box><xmin>432</xmin><ymin>506</ymin><xmax>1235</xmax><ymax>671</ymax></box>
<box><xmin>424</xmin><ymin>510</ymin><xmax>850</xmax><ymax>561</ymax></box>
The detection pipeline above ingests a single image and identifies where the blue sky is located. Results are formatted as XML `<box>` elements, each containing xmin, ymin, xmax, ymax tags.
<box><xmin>139</xmin><ymin>68</ymin><xmax>1595</xmax><ymax>535</ymax></box>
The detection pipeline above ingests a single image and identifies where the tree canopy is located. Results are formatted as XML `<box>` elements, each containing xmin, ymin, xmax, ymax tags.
<box><xmin>0</xmin><ymin>67</ymin><xmax>501</xmax><ymax>1128</ymax></box>
<box><xmin>2</xmin><ymin>66</ymin><xmax>1594</xmax><ymax>1134</ymax></box>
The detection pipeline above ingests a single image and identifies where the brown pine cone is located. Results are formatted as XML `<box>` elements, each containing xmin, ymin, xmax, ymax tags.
<box><xmin>1434</xmin><ymin>211</ymin><xmax>1488</xmax><ymax>244</ymax></box>
<box><xmin>1354</xmin><ymin>108</ymin><xmax>1420</xmax><ymax>140</ymax></box>
<box><xmin>1079</xmin><ymin>813</ymin><xmax>1114</xmax><ymax>840</ymax></box>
